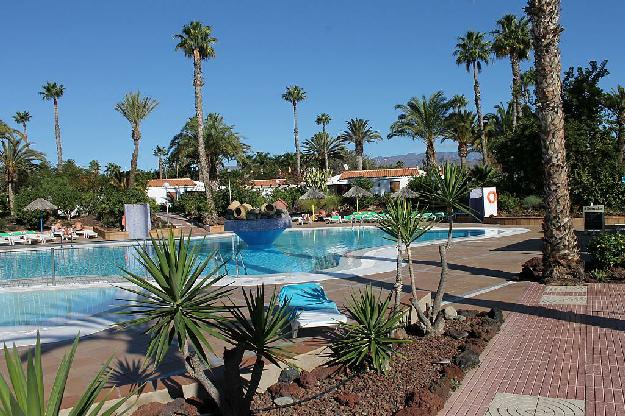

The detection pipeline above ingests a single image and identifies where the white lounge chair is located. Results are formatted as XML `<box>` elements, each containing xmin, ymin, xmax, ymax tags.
<box><xmin>278</xmin><ymin>282</ymin><xmax>348</xmax><ymax>338</ymax></box>
<box><xmin>76</xmin><ymin>229</ymin><xmax>98</xmax><ymax>239</ymax></box>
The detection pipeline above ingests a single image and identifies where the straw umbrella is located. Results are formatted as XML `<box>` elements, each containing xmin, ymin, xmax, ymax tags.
<box><xmin>391</xmin><ymin>187</ymin><xmax>420</xmax><ymax>199</ymax></box>
<box><xmin>23</xmin><ymin>198</ymin><xmax>58</xmax><ymax>232</ymax></box>
<box><xmin>343</xmin><ymin>185</ymin><xmax>372</xmax><ymax>212</ymax></box>
<box><xmin>299</xmin><ymin>188</ymin><xmax>326</xmax><ymax>221</ymax></box>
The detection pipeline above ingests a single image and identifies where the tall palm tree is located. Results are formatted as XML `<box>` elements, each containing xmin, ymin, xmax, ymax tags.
<box><xmin>527</xmin><ymin>0</ymin><xmax>583</xmax><ymax>282</ymax></box>
<box><xmin>449</xmin><ymin>94</ymin><xmax>468</xmax><ymax>112</ymax></box>
<box><xmin>605</xmin><ymin>85</ymin><xmax>625</xmax><ymax>163</ymax></box>
<box><xmin>115</xmin><ymin>91</ymin><xmax>158</xmax><ymax>188</ymax></box>
<box><xmin>12</xmin><ymin>111</ymin><xmax>31</xmax><ymax>142</ymax></box>
<box><xmin>1</xmin><ymin>133</ymin><xmax>45</xmax><ymax>215</ymax></box>
<box><xmin>454</xmin><ymin>31</ymin><xmax>491</xmax><ymax>164</ymax></box>
<box><xmin>492</xmin><ymin>14</ymin><xmax>532</xmax><ymax>130</ymax></box>
<box><xmin>388</xmin><ymin>92</ymin><xmax>450</xmax><ymax>169</ymax></box>
<box><xmin>153</xmin><ymin>145</ymin><xmax>168</xmax><ymax>179</ymax></box>
<box><xmin>39</xmin><ymin>81</ymin><xmax>65</xmax><ymax>166</ymax></box>
<box><xmin>521</xmin><ymin>67</ymin><xmax>536</xmax><ymax>106</ymax></box>
<box><xmin>303</xmin><ymin>132</ymin><xmax>346</xmax><ymax>170</ymax></box>
<box><xmin>175</xmin><ymin>21</ymin><xmax>218</xmax><ymax>220</ymax></box>
<box><xmin>445</xmin><ymin>110</ymin><xmax>477</xmax><ymax>168</ymax></box>
<box><xmin>315</xmin><ymin>113</ymin><xmax>332</xmax><ymax>133</ymax></box>
<box><xmin>339</xmin><ymin>118</ymin><xmax>381</xmax><ymax>171</ymax></box>
<box><xmin>282</xmin><ymin>85</ymin><xmax>307</xmax><ymax>178</ymax></box>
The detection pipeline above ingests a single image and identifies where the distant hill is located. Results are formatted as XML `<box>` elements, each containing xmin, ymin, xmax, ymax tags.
<box><xmin>372</xmin><ymin>152</ymin><xmax>482</xmax><ymax>167</ymax></box>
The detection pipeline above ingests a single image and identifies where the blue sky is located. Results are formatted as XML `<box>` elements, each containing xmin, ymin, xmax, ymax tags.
<box><xmin>2</xmin><ymin>0</ymin><xmax>624</xmax><ymax>171</ymax></box>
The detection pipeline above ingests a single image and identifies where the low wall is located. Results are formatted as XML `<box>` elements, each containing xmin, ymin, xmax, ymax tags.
<box><xmin>484</xmin><ymin>215</ymin><xmax>625</xmax><ymax>228</ymax></box>
<box><xmin>93</xmin><ymin>227</ymin><xmax>129</xmax><ymax>240</ymax></box>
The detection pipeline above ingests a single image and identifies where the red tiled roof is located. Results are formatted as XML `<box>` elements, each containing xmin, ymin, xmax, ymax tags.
<box><xmin>146</xmin><ymin>178</ymin><xmax>197</xmax><ymax>187</ymax></box>
<box><xmin>339</xmin><ymin>168</ymin><xmax>423</xmax><ymax>180</ymax></box>
<box><xmin>250</xmin><ymin>178</ymin><xmax>288</xmax><ymax>187</ymax></box>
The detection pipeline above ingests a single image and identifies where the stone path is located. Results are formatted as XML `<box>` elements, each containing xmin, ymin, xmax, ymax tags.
<box><xmin>441</xmin><ymin>283</ymin><xmax>625</xmax><ymax>416</ymax></box>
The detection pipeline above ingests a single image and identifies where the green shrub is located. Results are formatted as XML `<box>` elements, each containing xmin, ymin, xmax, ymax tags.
<box><xmin>522</xmin><ymin>195</ymin><xmax>543</xmax><ymax>210</ymax></box>
<box><xmin>329</xmin><ymin>286</ymin><xmax>408</xmax><ymax>374</ymax></box>
<box><xmin>351</xmin><ymin>177</ymin><xmax>374</xmax><ymax>191</ymax></box>
<box><xmin>214</xmin><ymin>186</ymin><xmax>266</xmax><ymax>215</ymax></box>
<box><xmin>589</xmin><ymin>232</ymin><xmax>625</xmax><ymax>269</ymax></box>
<box><xmin>497</xmin><ymin>193</ymin><xmax>521</xmax><ymax>214</ymax></box>
<box><xmin>172</xmin><ymin>192</ymin><xmax>208</xmax><ymax>219</ymax></box>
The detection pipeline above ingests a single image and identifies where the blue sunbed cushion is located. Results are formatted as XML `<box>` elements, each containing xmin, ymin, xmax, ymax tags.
<box><xmin>278</xmin><ymin>282</ymin><xmax>339</xmax><ymax>313</ymax></box>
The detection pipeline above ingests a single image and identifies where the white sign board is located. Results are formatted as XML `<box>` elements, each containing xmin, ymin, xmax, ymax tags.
<box><xmin>469</xmin><ymin>187</ymin><xmax>498</xmax><ymax>219</ymax></box>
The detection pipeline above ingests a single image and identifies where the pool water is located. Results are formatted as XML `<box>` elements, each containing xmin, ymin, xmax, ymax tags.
<box><xmin>0</xmin><ymin>227</ymin><xmax>485</xmax><ymax>281</ymax></box>
<box><xmin>0</xmin><ymin>287</ymin><xmax>133</xmax><ymax>326</ymax></box>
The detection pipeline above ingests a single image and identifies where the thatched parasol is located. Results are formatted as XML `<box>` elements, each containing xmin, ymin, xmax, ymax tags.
<box><xmin>392</xmin><ymin>187</ymin><xmax>420</xmax><ymax>199</ymax></box>
<box><xmin>299</xmin><ymin>188</ymin><xmax>327</xmax><ymax>220</ymax></box>
<box><xmin>23</xmin><ymin>198</ymin><xmax>58</xmax><ymax>231</ymax></box>
<box><xmin>343</xmin><ymin>185</ymin><xmax>372</xmax><ymax>212</ymax></box>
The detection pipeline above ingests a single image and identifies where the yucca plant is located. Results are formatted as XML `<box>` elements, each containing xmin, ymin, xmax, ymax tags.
<box><xmin>216</xmin><ymin>285</ymin><xmax>293</xmax><ymax>415</ymax></box>
<box><xmin>119</xmin><ymin>233</ymin><xmax>293</xmax><ymax>416</ymax></box>
<box><xmin>0</xmin><ymin>334</ymin><xmax>128</xmax><ymax>416</ymax></box>
<box><xmin>421</xmin><ymin>162</ymin><xmax>472</xmax><ymax>334</ymax></box>
<box><xmin>329</xmin><ymin>286</ymin><xmax>409</xmax><ymax>374</ymax></box>
<box><xmin>377</xmin><ymin>198</ymin><xmax>434</xmax><ymax>311</ymax></box>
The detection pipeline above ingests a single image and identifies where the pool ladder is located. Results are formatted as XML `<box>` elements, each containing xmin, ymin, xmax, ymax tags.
<box><xmin>214</xmin><ymin>252</ymin><xmax>248</xmax><ymax>276</ymax></box>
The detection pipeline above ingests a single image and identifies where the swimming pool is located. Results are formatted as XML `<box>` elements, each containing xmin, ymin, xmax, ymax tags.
<box><xmin>0</xmin><ymin>227</ymin><xmax>486</xmax><ymax>281</ymax></box>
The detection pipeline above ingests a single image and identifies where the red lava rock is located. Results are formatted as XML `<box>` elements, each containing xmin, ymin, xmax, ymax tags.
<box><xmin>429</xmin><ymin>376</ymin><xmax>452</xmax><ymax>399</ymax></box>
<box><xmin>464</xmin><ymin>338</ymin><xmax>487</xmax><ymax>354</ymax></box>
<box><xmin>335</xmin><ymin>392</ymin><xmax>360</xmax><ymax>407</ymax></box>
<box><xmin>131</xmin><ymin>402</ymin><xmax>165</xmax><ymax>416</ymax></box>
<box><xmin>520</xmin><ymin>256</ymin><xmax>543</xmax><ymax>281</ymax></box>
<box><xmin>399</xmin><ymin>389</ymin><xmax>445</xmax><ymax>415</ymax></box>
<box><xmin>309</xmin><ymin>365</ymin><xmax>341</xmax><ymax>381</ymax></box>
<box><xmin>297</xmin><ymin>370</ymin><xmax>317</xmax><ymax>389</ymax></box>
<box><xmin>160</xmin><ymin>398</ymin><xmax>200</xmax><ymax>416</ymax></box>
<box><xmin>443</xmin><ymin>364</ymin><xmax>464</xmax><ymax>382</ymax></box>
<box><xmin>268</xmin><ymin>382</ymin><xmax>304</xmax><ymax>398</ymax></box>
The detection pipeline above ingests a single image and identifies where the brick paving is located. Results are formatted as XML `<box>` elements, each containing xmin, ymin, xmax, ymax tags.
<box><xmin>441</xmin><ymin>283</ymin><xmax>625</xmax><ymax>416</ymax></box>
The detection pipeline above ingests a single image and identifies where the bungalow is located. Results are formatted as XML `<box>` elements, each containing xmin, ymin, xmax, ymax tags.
<box><xmin>146</xmin><ymin>178</ymin><xmax>205</xmax><ymax>205</ymax></box>
<box><xmin>249</xmin><ymin>178</ymin><xmax>290</xmax><ymax>196</ymax></box>
<box><xmin>327</xmin><ymin>167</ymin><xmax>425</xmax><ymax>196</ymax></box>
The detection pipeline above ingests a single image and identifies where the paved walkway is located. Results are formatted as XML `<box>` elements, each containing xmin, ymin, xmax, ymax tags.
<box><xmin>441</xmin><ymin>283</ymin><xmax>625</xmax><ymax>416</ymax></box>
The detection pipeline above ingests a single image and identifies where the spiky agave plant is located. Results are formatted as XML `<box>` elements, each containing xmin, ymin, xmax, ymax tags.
<box><xmin>0</xmin><ymin>334</ymin><xmax>128</xmax><ymax>416</ymax></box>
<box><xmin>329</xmin><ymin>286</ymin><xmax>409</xmax><ymax>374</ymax></box>
<box><xmin>216</xmin><ymin>285</ymin><xmax>293</xmax><ymax>414</ymax></box>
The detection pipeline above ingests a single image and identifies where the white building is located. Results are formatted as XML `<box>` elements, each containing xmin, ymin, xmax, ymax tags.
<box><xmin>146</xmin><ymin>178</ymin><xmax>205</xmax><ymax>205</ymax></box>
<box><xmin>327</xmin><ymin>168</ymin><xmax>425</xmax><ymax>196</ymax></box>
<box><xmin>249</xmin><ymin>178</ymin><xmax>290</xmax><ymax>196</ymax></box>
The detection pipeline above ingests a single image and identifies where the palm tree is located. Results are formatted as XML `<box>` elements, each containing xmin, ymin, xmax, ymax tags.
<box><xmin>175</xmin><ymin>21</ymin><xmax>218</xmax><ymax>220</ymax></box>
<box><xmin>282</xmin><ymin>85</ymin><xmax>307</xmax><ymax>178</ymax></box>
<box><xmin>169</xmin><ymin>113</ymin><xmax>248</xmax><ymax>179</ymax></box>
<box><xmin>605</xmin><ymin>85</ymin><xmax>625</xmax><ymax>163</ymax></box>
<box><xmin>445</xmin><ymin>110</ymin><xmax>477</xmax><ymax>167</ymax></box>
<box><xmin>388</xmin><ymin>92</ymin><xmax>449</xmax><ymax>169</ymax></box>
<box><xmin>521</xmin><ymin>67</ymin><xmax>536</xmax><ymax>106</ymax></box>
<box><xmin>153</xmin><ymin>145</ymin><xmax>168</xmax><ymax>179</ymax></box>
<box><xmin>1</xmin><ymin>134</ymin><xmax>45</xmax><ymax>215</ymax></box>
<box><xmin>454</xmin><ymin>31</ymin><xmax>491</xmax><ymax>164</ymax></box>
<box><xmin>339</xmin><ymin>118</ymin><xmax>381</xmax><ymax>171</ymax></box>
<box><xmin>315</xmin><ymin>112</ymin><xmax>332</xmax><ymax>133</ymax></box>
<box><xmin>449</xmin><ymin>94</ymin><xmax>468</xmax><ymax>112</ymax></box>
<box><xmin>39</xmin><ymin>81</ymin><xmax>65</xmax><ymax>166</ymax></box>
<box><xmin>12</xmin><ymin>111</ymin><xmax>31</xmax><ymax>142</ymax></box>
<box><xmin>115</xmin><ymin>91</ymin><xmax>158</xmax><ymax>188</ymax></box>
<box><xmin>526</xmin><ymin>0</ymin><xmax>583</xmax><ymax>282</ymax></box>
<box><xmin>492</xmin><ymin>14</ymin><xmax>532</xmax><ymax>130</ymax></box>
<box><xmin>303</xmin><ymin>131</ymin><xmax>346</xmax><ymax>170</ymax></box>
<box><xmin>484</xmin><ymin>102</ymin><xmax>514</xmax><ymax>139</ymax></box>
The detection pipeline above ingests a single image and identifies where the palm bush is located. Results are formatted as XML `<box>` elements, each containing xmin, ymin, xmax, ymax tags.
<box><xmin>0</xmin><ymin>334</ymin><xmax>127</xmax><ymax>416</ymax></box>
<box><xmin>119</xmin><ymin>232</ymin><xmax>293</xmax><ymax>416</ymax></box>
<box><xmin>329</xmin><ymin>286</ymin><xmax>408</xmax><ymax>373</ymax></box>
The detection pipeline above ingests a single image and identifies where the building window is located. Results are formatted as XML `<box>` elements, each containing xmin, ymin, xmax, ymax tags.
<box><xmin>390</xmin><ymin>180</ymin><xmax>400</xmax><ymax>192</ymax></box>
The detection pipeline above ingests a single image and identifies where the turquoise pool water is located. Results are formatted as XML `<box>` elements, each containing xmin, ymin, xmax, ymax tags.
<box><xmin>0</xmin><ymin>227</ymin><xmax>485</xmax><ymax>281</ymax></box>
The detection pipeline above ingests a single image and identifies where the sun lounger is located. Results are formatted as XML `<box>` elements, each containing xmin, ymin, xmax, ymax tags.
<box><xmin>75</xmin><ymin>229</ymin><xmax>98</xmax><ymax>239</ymax></box>
<box><xmin>9</xmin><ymin>232</ymin><xmax>32</xmax><ymax>245</ymax></box>
<box><xmin>0</xmin><ymin>233</ymin><xmax>13</xmax><ymax>246</ymax></box>
<box><xmin>278</xmin><ymin>282</ymin><xmax>348</xmax><ymax>338</ymax></box>
<box><xmin>325</xmin><ymin>215</ymin><xmax>342</xmax><ymax>224</ymax></box>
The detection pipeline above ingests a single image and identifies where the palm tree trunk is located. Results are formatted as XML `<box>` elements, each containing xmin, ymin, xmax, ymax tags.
<box><xmin>356</xmin><ymin>141</ymin><xmax>364</xmax><ymax>171</ymax></box>
<box><xmin>617</xmin><ymin>114</ymin><xmax>625</xmax><ymax>164</ymax></box>
<box><xmin>159</xmin><ymin>157</ymin><xmax>164</xmax><ymax>179</ymax></box>
<box><xmin>324</xmin><ymin>149</ymin><xmax>329</xmax><ymax>171</ymax></box>
<box><xmin>406</xmin><ymin>245</ymin><xmax>433</xmax><ymax>332</ymax></box>
<box><xmin>22</xmin><ymin>123</ymin><xmax>28</xmax><ymax>143</ymax></box>
<box><xmin>7</xmin><ymin>180</ymin><xmax>15</xmax><ymax>216</ymax></box>
<box><xmin>243</xmin><ymin>356</ymin><xmax>265</xmax><ymax>412</ymax></box>
<box><xmin>192</xmin><ymin>50</ymin><xmax>217</xmax><ymax>221</ymax></box>
<box><xmin>458</xmin><ymin>143</ymin><xmax>468</xmax><ymax>168</ymax></box>
<box><xmin>473</xmin><ymin>62</ymin><xmax>488</xmax><ymax>165</ymax></box>
<box><xmin>293</xmin><ymin>105</ymin><xmax>301</xmax><ymax>179</ymax></box>
<box><xmin>183</xmin><ymin>346</ymin><xmax>225</xmax><ymax>414</ymax></box>
<box><xmin>430</xmin><ymin>216</ymin><xmax>453</xmax><ymax>333</ymax></box>
<box><xmin>53</xmin><ymin>98</ymin><xmax>63</xmax><ymax>166</ymax></box>
<box><xmin>528</xmin><ymin>0</ymin><xmax>583</xmax><ymax>282</ymax></box>
<box><xmin>129</xmin><ymin>126</ymin><xmax>140</xmax><ymax>189</ymax></box>
<box><xmin>511</xmin><ymin>54</ymin><xmax>522</xmax><ymax>131</ymax></box>
<box><xmin>425</xmin><ymin>137</ymin><xmax>437</xmax><ymax>168</ymax></box>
